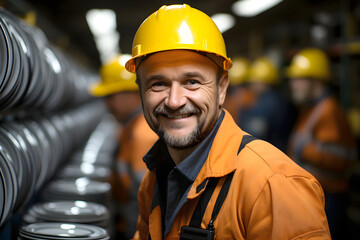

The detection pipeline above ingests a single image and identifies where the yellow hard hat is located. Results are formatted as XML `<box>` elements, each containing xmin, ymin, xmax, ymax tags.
<box><xmin>249</xmin><ymin>57</ymin><xmax>279</xmax><ymax>85</ymax></box>
<box><xmin>125</xmin><ymin>4</ymin><xmax>232</xmax><ymax>73</ymax></box>
<box><xmin>287</xmin><ymin>48</ymin><xmax>331</xmax><ymax>81</ymax></box>
<box><xmin>228</xmin><ymin>57</ymin><xmax>250</xmax><ymax>86</ymax></box>
<box><xmin>90</xmin><ymin>54</ymin><xmax>138</xmax><ymax>97</ymax></box>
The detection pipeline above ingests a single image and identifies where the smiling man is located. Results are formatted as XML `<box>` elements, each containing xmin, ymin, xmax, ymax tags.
<box><xmin>126</xmin><ymin>4</ymin><xmax>330</xmax><ymax>240</ymax></box>
<box><xmin>136</xmin><ymin>50</ymin><xmax>227</xmax><ymax>165</ymax></box>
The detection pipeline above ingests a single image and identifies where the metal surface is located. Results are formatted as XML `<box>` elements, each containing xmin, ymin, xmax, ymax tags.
<box><xmin>19</xmin><ymin>222</ymin><xmax>109</xmax><ymax>240</ymax></box>
<box><xmin>0</xmin><ymin>8</ymin><xmax>97</xmax><ymax>112</ymax></box>
<box><xmin>0</xmin><ymin>101</ymin><xmax>108</xmax><ymax>227</ymax></box>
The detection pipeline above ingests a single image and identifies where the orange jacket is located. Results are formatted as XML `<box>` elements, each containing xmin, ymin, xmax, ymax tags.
<box><xmin>111</xmin><ymin>112</ymin><xmax>158</xmax><ymax>202</ymax></box>
<box><xmin>109</xmin><ymin>112</ymin><xmax>158</xmax><ymax>235</ymax></box>
<box><xmin>133</xmin><ymin>110</ymin><xmax>330</xmax><ymax>239</ymax></box>
<box><xmin>288</xmin><ymin>96</ymin><xmax>357</xmax><ymax>193</ymax></box>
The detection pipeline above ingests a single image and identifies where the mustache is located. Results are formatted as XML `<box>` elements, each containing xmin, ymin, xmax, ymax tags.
<box><xmin>154</xmin><ymin>104</ymin><xmax>201</xmax><ymax>116</ymax></box>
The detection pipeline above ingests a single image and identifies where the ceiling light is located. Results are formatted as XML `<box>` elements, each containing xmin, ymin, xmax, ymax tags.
<box><xmin>86</xmin><ymin>9</ymin><xmax>117</xmax><ymax>36</ymax></box>
<box><xmin>211</xmin><ymin>13</ymin><xmax>235</xmax><ymax>33</ymax></box>
<box><xmin>94</xmin><ymin>32</ymin><xmax>120</xmax><ymax>63</ymax></box>
<box><xmin>232</xmin><ymin>0</ymin><xmax>284</xmax><ymax>17</ymax></box>
<box><xmin>94</xmin><ymin>32</ymin><xmax>120</xmax><ymax>53</ymax></box>
<box><xmin>86</xmin><ymin>9</ymin><xmax>120</xmax><ymax>63</ymax></box>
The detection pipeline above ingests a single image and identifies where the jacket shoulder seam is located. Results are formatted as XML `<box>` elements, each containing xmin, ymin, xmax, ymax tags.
<box><xmin>245</xmin><ymin>142</ymin><xmax>273</xmax><ymax>172</ymax></box>
<box><xmin>245</xmin><ymin>142</ymin><xmax>317</xmax><ymax>180</ymax></box>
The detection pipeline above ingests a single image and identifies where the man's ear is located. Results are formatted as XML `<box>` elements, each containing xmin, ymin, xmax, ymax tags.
<box><xmin>218</xmin><ymin>71</ymin><xmax>229</xmax><ymax>107</ymax></box>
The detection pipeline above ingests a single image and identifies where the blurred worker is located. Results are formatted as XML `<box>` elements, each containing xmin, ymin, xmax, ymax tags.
<box><xmin>223</xmin><ymin>57</ymin><xmax>255</xmax><ymax>123</ymax></box>
<box><xmin>287</xmin><ymin>48</ymin><xmax>357</xmax><ymax>240</ymax></box>
<box><xmin>90</xmin><ymin>55</ymin><xmax>158</xmax><ymax>239</ymax></box>
<box><xmin>126</xmin><ymin>4</ymin><xmax>330</xmax><ymax>239</ymax></box>
<box><xmin>240</xmin><ymin>57</ymin><xmax>293</xmax><ymax>151</ymax></box>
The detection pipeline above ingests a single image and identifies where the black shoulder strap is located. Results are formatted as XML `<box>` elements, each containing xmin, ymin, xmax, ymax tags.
<box><xmin>188</xmin><ymin>135</ymin><xmax>256</xmax><ymax>228</ymax></box>
<box><xmin>188</xmin><ymin>178</ymin><xmax>219</xmax><ymax>228</ymax></box>
<box><xmin>207</xmin><ymin>171</ymin><xmax>234</xmax><ymax>229</ymax></box>
<box><xmin>238</xmin><ymin>135</ymin><xmax>257</xmax><ymax>154</ymax></box>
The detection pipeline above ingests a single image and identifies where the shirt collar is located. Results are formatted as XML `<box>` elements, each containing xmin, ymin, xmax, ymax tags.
<box><xmin>143</xmin><ymin>138</ymin><xmax>171</xmax><ymax>171</ymax></box>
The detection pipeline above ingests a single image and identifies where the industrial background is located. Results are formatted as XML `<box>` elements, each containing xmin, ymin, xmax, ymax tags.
<box><xmin>0</xmin><ymin>0</ymin><xmax>359</xmax><ymax>239</ymax></box>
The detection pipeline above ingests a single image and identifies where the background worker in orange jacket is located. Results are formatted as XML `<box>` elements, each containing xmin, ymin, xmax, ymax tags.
<box><xmin>125</xmin><ymin>4</ymin><xmax>330</xmax><ymax>239</ymax></box>
<box><xmin>287</xmin><ymin>48</ymin><xmax>357</xmax><ymax>240</ymax></box>
<box><xmin>240</xmin><ymin>57</ymin><xmax>294</xmax><ymax>151</ymax></box>
<box><xmin>90</xmin><ymin>55</ymin><xmax>158</xmax><ymax>239</ymax></box>
<box><xmin>223</xmin><ymin>57</ymin><xmax>256</xmax><ymax>124</ymax></box>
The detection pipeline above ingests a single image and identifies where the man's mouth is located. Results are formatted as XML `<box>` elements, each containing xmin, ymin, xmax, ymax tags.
<box><xmin>162</xmin><ymin>113</ymin><xmax>193</xmax><ymax>119</ymax></box>
<box><xmin>155</xmin><ymin>104</ymin><xmax>200</xmax><ymax>120</ymax></box>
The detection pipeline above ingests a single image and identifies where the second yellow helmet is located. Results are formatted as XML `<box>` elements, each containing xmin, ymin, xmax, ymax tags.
<box><xmin>228</xmin><ymin>57</ymin><xmax>250</xmax><ymax>86</ymax></box>
<box><xmin>90</xmin><ymin>54</ymin><xmax>138</xmax><ymax>97</ymax></box>
<box><xmin>248</xmin><ymin>57</ymin><xmax>279</xmax><ymax>85</ymax></box>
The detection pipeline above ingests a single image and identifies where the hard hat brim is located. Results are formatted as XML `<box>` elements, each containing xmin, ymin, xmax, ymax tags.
<box><xmin>125</xmin><ymin>49</ymin><xmax>232</xmax><ymax>73</ymax></box>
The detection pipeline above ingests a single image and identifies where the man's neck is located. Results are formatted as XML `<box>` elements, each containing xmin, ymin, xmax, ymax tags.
<box><xmin>167</xmin><ymin>145</ymin><xmax>198</xmax><ymax>165</ymax></box>
<box><xmin>313</xmin><ymin>81</ymin><xmax>326</xmax><ymax>99</ymax></box>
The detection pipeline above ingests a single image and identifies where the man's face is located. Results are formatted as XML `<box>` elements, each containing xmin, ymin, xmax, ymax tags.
<box><xmin>136</xmin><ymin>50</ymin><xmax>228</xmax><ymax>149</ymax></box>
<box><xmin>289</xmin><ymin>77</ymin><xmax>313</xmax><ymax>105</ymax></box>
<box><xmin>105</xmin><ymin>91</ymin><xmax>138</xmax><ymax>123</ymax></box>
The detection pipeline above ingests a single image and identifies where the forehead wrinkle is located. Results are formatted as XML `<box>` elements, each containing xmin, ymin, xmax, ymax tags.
<box><xmin>182</xmin><ymin>71</ymin><xmax>206</xmax><ymax>81</ymax></box>
<box><xmin>145</xmin><ymin>67</ymin><xmax>177</xmax><ymax>83</ymax></box>
<box><xmin>147</xmin><ymin>74</ymin><xmax>167</xmax><ymax>82</ymax></box>
<box><xmin>148</xmin><ymin>70</ymin><xmax>206</xmax><ymax>84</ymax></box>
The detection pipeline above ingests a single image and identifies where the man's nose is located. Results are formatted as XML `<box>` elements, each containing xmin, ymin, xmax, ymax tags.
<box><xmin>164</xmin><ymin>83</ymin><xmax>187</xmax><ymax>110</ymax></box>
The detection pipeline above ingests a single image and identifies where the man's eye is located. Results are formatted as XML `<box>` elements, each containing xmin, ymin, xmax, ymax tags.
<box><xmin>186</xmin><ymin>80</ymin><xmax>200</xmax><ymax>87</ymax></box>
<box><xmin>153</xmin><ymin>82</ymin><xmax>164</xmax><ymax>87</ymax></box>
<box><xmin>188</xmin><ymin>80</ymin><xmax>197</xmax><ymax>85</ymax></box>
<box><xmin>151</xmin><ymin>82</ymin><xmax>166</xmax><ymax>91</ymax></box>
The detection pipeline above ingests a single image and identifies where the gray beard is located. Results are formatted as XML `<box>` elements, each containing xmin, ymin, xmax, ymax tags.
<box><xmin>156</xmin><ymin>121</ymin><xmax>206</xmax><ymax>150</ymax></box>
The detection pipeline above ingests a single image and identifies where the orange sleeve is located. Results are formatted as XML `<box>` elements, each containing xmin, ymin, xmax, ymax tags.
<box><xmin>246</xmin><ymin>174</ymin><xmax>330</xmax><ymax>239</ymax></box>
<box><xmin>114</xmin><ymin>115</ymin><xmax>158</xmax><ymax>203</ymax></box>
<box><xmin>130</xmin><ymin>117</ymin><xmax>158</xmax><ymax>172</ymax></box>
<box><xmin>302</xmin><ymin>143</ymin><xmax>350</xmax><ymax>172</ymax></box>
<box><xmin>301</xmin><ymin>102</ymin><xmax>355</xmax><ymax>172</ymax></box>
<box><xmin>132</xmin><ymin>171</ymin><xmax>155</xmax><ymax>240</ymax></box>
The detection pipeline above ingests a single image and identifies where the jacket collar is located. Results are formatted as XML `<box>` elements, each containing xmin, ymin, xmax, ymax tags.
<box><xmin>187</xmin><ymin>110</ymin><xmax>244</xmax><ymax>199</ymax></box>
<box><xmin>176</xmin><ymin>111</ymin><xmax>224</xmax><ymax>181</ymax></box>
